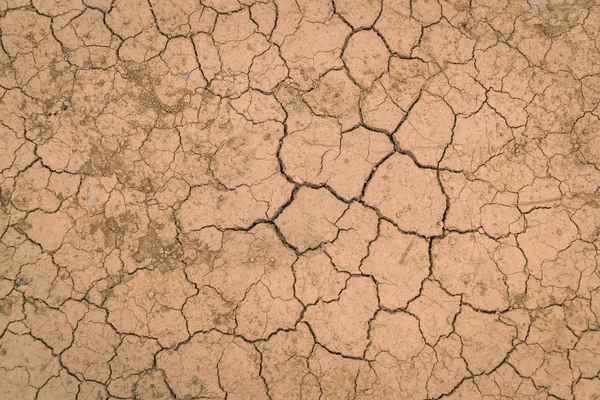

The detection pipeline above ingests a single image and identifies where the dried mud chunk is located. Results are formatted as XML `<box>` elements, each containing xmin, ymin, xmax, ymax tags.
<box><xmin>311</xmin><ymin>345</ymin><xmax>366</xmax><ymax>398</ymax></box>
<box><xmin>139</xmin><ymin>128</ymin><xmax>179</xmax><ymax>175</ymax></box>
<box><xmin>54</xmin><ymin>243</ymin><xmax>108</xmax><ymax>298</ymax></box>
<box><xmin>211</xmin><ymin>118</ymin><xmax>284</xmax><ymax>188</ymax></box>
<box><xmin>185</xmin><ymin>223</ymin><xmax>300</xmax><ymax>339</ymax></box>
<box><xmin>360</xmin><ymin>81</ymin><xmax>406</xmax><ymax>133</ymax></box>
<box><xmin>384</xmin><ymin>57</ymin><xmax>433</xmax><ymax>111</ymax></box>
<box><xmin>363</xmin><ymin>153</ymin><xmax>446</xmax><ymax>236</ymax></box>
<box><xmin>518</xmin><ymin>208</ymin><xmax>578</xmax><ymax>273</ymax></box>
<box><xmin>256</xmin><ymin>323</ymin><xmax>319</xmax><ymax>399</ymax></box>
<box><xmin>481</xmin><ymin>202</ymin><xmax>526</xmax><ymax>238</ymax></box>
<box><xmin>37</xmin><ymin>369</ymin><xmax>79</xmax><ymax>400</ymax></box>
<box><xmin>192</xmin><ymin>33</ymin><xmax>221</xmax><ymax>81</ymax></box>
<box><xmin>0</xmin><ymin>331</ymin><xmax>60</xmax><ymax>387</ymax></box>
<box><xmin>570</xmin><ymin>331</ymin><xmax>600</xmax><ymax>378</ymax></box>
<box><xmin>414</xmin><ymin>19</ymin><xmax>475</xmax><ymax>65</ymax></box>
<box><xmin>394</xmin><ymin>92</ymin><xmax>454</xmax><ymax>166</ymax></box>
<box><xmin>303</xmin><ymin>70</ymin><xmax>361</xmax><ymax>130</ymax></box>
<box><xmin>343</xmin><ymin>30</ymin><xmax>390</xmax><ymax>88</ymax></box>
<box><xmin>31</xmin><ymin>0</ymin><xmax>84</xmax><ymax>15</ymax></box>
<box><xmin>0</xmin><ymin>367</ymin><xmax>36</xmax><ymax>400</ymax></box>
<box><xmin>178</xmin><ymin>176</ymin><xmax>293</xmax><ymax>231</ymax></box>
<box><xmin>326</xmin><ymin>127</ymin><xmax>393</xmax><ymax>200</ymax></box>
<box><xmin>105</xmin><ymin>268</ymin><xmax>194</xmax><ymax>347</ymax></box>
<box><xmin>24</xmin><ymin>300</ymin><xmax>74</xmax><ymax>353</ymax></box>
<box><xmin>108</xmin><ymin>335</ymin><xmax>160</xmax><ymax>397</ymax></box>
<box><xmin>293</xmin><ymin>250</ymin><xmax>349</xmax><ymax>305</ymax></box>
<box><xmin>486</xmin><ymin>89</ymin><xmax>528</xmax><ymax>128</ymax></box>
<box><xmin>17</xmin><ymin>254</ymin><xmax>72</xmax><ymax>306</ymax></box>
<box><xmin>375</xmin><ymin>0</ymin><xmax>421</xmax><ymax>57</ymax></box>
<box><xmin>270</xmin><ymin>0</ymin><xmax>302</xmax><ymax>41</ymax></box>
<box><xmin>474</xmin><ymin>364</ymin><xmax>546</xmax><ymax>399</ymax></box>
<box><xmin>0</xmin><ymin>125</ymin><xmax>25</xmax><ymax>172</ymax></box>
<box><xmin>303</xmin><ymin>276</ymin><xmax>378</xmax><ymax>357</ymax></box>
<box><xmin>324</xmin><ymin>202</ymin><xmax>379</xmax><ymax>273</ymax></box>
<box><xmin>441</xmin><ymin>171</ymin><xmax>525</xmax><ymax>236</ymax></box>
<box><xmin>474</xmin><ymin>43</ymin><xmax>529</xmax><ymax>91</ymax></box>
<box><xmin>534</xmin><ymin>352</ymin><xmax>577</xmax><ymax>400</ymax></box>
<box><xmin>157</xmin><ymin>331</ymin><xmax>267</xmax><ymax>399</ymax></box>
<box><xmin>249</xmin><ymin>46</ymin><xmax>288</xmax><ymax>92</ymax></box>
<box><xmin>106</xmin><ymin>0</ymin><xmax>154</xmax><ymax>38</ymax></box>
<box><xmin>429</xmin><ymin>334</ymin><xmax>469</xmax><ymax>397</ymax></box>
<box><xmin>455</xmin><ymin>306</ymin><xmax>516</xmax><ymax>374</ymax></box>
<box><xmin>119</xmin><ymin>25</ymin><xmax>167</xmax><ymax>63</ymax></box>
<box><xmin>204</xmin><ymin>0</ymin><xmax>241</xmax><ymax>13</ymax></box>
<box><xmin>61</xmin><ymin>308</ymin><xmax>120</xmax><ymax>382</ymax></box>
<box><xmin>534</xmin><ymin>241</ymin><xmax>597</xmax><ymax>306</ymax></box>
<box><xmin>215</xmin><ymin>10</ymin><xmax>262</xmax><ymax>38</ymax></box>
<box><xmin>334</xmin><ymin>0</ymin><xmax>381</xmax><ymax>28</ymax></box>
<box><xmin>275</xmin><ymin>187</ymin><xmax>348</xmax><ymax>252</ymax></box>
<box><xmin>365</xmin><ymin>311</ymin><xmax>435</xmax><ymax>399</ymax></box>
<box><xmin>235</xmin><ymin>282</ymin><xmax>303</xmax><ymax>340</ymax></box>
<box><xmin>280</xmin><ymin>116</ymin><xmax>341</xmax><ymax>184</ymax></box>
<box><xmin>207</xmin><ymin>9</ymin><xmax>270</xmax><ymax>96</ymax></box>
<box><xmin>433</xmin><ymin>232</ymin><xmax>523</xmax><ymax>311</ymax></box>
<box><xmin>412</xmin><ymin>0</ymin><xmax>442</xmax><ymax>25</ymax></box>
<box><xmin>441</xmin><ymin>104</ymin><xmax>513</xmax><ymax>173</ymax></box>
<box><xmin>517</xmin><ymin>177</ymin><xmax>562</xmax><ymax>213</ymax></box>
<box><xmin>77</xmin><ymin>381</ymin><xmax>108</xmax><ymax>399</ymax></box>
<box><xmin>11</xmin><ymin>162</ymin><xmax>60</xmax><ymax>212</ymax></box>
<box><xmin>360</xmin><ymin>56</ymin><xmax>432</xmax><ymax>132</ymax></box>
<box><xmin>229</xmin><ymin>90</ymin><xmax>285</xmax><ymax>123</ymax></box>
<box><xmin>183</xmin><ymin>286</ymin><xmax>236</xmax><ymax>334</ymax></box>
<box><xmin>296</xmin><ymin>0</ymin><xmax>334</xmax><ymax>22</ymax></box>
<box><xmin>22</xmin><ymin>210</ymin><xmax>73</xmax><ymax>252</ymax></box>
<box><xmin>442</xmin><ymin>379</ymin><xmax>481</xmax><ymax>399</ymax></box>
<box><xmin>134</xmin><ymin>370</ymin><xmax>173</xmax><ymax>400</ymax></box>
<box><xmin>186</xmin><ymin>224</ymin><xmax>295</xmax><ymax>302</ymax></box>
<box><xmin>472</xmin><ymin>139</ymin><xmax>546</xmax><ymax>193</ymax></box>
<box><xmin>565</xmin><ymin>298</ymin><xmax>598</xmax><ymax>336</ymax></box>
<box><xmin>581</xmin><ymin>74</ymin><xmax>600</xmax><ymax>111</ymax></box>
<box><xmin>54</xmin><ymin>9</ymin><xmax>118</xmax><ymax>68</ymax></box>
<box><xmin>149</xmin><ymin>0</ymin><xmax>211</xmax><ymax>35</ymax></box>
<box><xmin>545</xmin><ymin>25</ymin><xmax>600</xmax><ymax>79</ymax></box>
<box><xmin>280</xmin><ymin>15</ymin><xmax>350</xmax><ymax>89</ymax></box>
<box><xmin>362</xmin><ymin>221</ymin><xmax>429</xmax><ymax>309</ymax></box>
<box><xmin>510</xmin><ymin>344</ymin><xmax>575</xmax><ymax>400</ymax></box>
<box><xmin>526</xmin><ymin>71</ymin><xmax>584</xmax><ymax>136</ymax></box>
<box><xmin>161</xmin><ymin>37</ymin><xmax>201</xmax><ymax>77</ymax></box>
<box><xmin>0</xmin><ymin>11</ymin><xmax>73</xmax><ymax>105</ymax></box>
<box><xmin>213</xmin><ymin>7</ymin><xmax>256</xmax><ymax>42</ymax></box>
<box><xmin>251</xmin><ymin>2</ymin><xmax>277</xmax><ymax>35</ymax></box>
<box><xmin>574</xmin><ymin>379</ymin><xmax>600</xmax><ymax>400</ymax></box>
<box><xmin>527</xmin><ymin>306</ymin><xmax>577</xmax><ymax>352</ymax></box>
<box><xmin>0</xmin><ymin>291</ymin><xmax>24</xmax><ymax>333</ymax></box>
<box><xmin>426</xmin><ymin>61</ymin><xmax>486</xmax><ymax>116</ymax></box>
<box><xmin>573</xmin><ymin>113</ymin><xmax>600</xmax><ymax>166</ymax></box>
<box><xmin>408</xmin><ymin>280</ymin><xmax>460</xmax><ymax>345</ymax></box>
<box><xmin>366</xmin><ymin>311</ymin><xmax>425</xmax><ymax>360</ymax></box>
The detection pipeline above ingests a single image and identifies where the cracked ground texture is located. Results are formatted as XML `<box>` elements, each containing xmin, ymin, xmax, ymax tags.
<box><xmin>2</xmin><ymin>0</ymin><xmax>600</xmax><ymax>400</ymax></box>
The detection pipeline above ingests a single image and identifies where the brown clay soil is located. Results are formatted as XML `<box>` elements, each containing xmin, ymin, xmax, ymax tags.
<box><xmin>2</xmin><ymin>0</ymin><xmax>600</xmax><ymax>399</ymax></box>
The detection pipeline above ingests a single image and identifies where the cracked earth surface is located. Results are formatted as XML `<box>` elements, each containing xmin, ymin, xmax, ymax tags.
<box><xmin>1</xmin><ymin>0</ymin><xmax>600</xmax><ymax>399</ymax></box>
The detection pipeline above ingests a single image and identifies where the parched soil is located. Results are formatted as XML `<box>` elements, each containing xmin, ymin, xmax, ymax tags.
<box><xmin>1</xmin><ymin>0</ymin><xmax>600</xmax><ymax>399</ymax></box>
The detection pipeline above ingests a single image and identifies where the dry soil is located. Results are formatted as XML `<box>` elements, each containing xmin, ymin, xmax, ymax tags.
<box><xmin>1</xmin><ymin>0</ymin><xmax>600</xmax><ymax>399</ymax></box>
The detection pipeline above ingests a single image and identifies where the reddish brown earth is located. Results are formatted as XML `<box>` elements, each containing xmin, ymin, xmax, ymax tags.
<box><xmin>1</xmin><ymin>0</ymin><xmax>600</xmax><ymax>399</ymax></box>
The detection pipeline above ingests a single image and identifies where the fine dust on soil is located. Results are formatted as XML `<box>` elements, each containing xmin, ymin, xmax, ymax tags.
<box><xmin>1</xmin><ymin>0</ymin><xmax>600</xmax><ymax>399</ymax></box>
